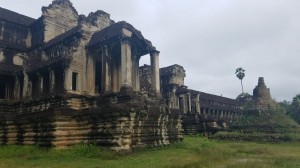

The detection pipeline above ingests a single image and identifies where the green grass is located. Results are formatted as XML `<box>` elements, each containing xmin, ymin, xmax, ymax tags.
<box><xmin>1</xmin><ymin>136</ymin><xmax>300</xmax><ymax>168</ymax></box>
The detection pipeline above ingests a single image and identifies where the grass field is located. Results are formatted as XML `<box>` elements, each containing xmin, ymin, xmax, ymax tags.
<box><xmin>0</xmin><ymin>136</ymin><xmax>300</xmax><ymax>168</ymax></box>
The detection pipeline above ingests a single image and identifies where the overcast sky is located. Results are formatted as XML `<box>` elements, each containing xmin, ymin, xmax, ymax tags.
<box><xmin>1</xmin><ymin>0</ymin><xmax>300</xmax><ymax>101</ymax></box>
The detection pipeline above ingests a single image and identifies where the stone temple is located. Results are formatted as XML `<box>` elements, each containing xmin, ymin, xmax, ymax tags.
<box><xmin>0</xmin><ymin>0</ymin><xmax>244</xmax><ymax>150</ymax></box>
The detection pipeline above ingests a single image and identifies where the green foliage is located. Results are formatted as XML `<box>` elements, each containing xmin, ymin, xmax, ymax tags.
<box><xmin>231</xmin><ymin>108</ymin><xmax>300</xmax><ymax>134</ymax></box>
<box><xmin>212</xmin><ymin>105</ymin><xmax>300</xmax><ymax>143</ymax></box>
<box><xmin>290</xmin><ymin>94</ymin><xmax>300</xmax><ymax>123</ymax></box>
<box><xmin>236</xmin><ymin>93</ymin><xmax>255</xmax><ymax>110</ymax></box>
<box><xmin>280</xmin><ymin>94</ymin><xmax>300</xmax><ymax>124</ymax></box>
<box><xmin>236</xmin><ymin>93</ymin><xmax>252</xmax><ymax>102</ymax></box>
<box><xmin>235</xmin><ymin>67</ymin><xmax>245</xmax><ymax>80</ymax></box>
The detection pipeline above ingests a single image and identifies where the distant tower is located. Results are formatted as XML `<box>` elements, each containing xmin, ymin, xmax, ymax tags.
<box><xmin>160</xmin><ymin>64</ymin><xmax>186</xmax><ymax>87</ymax></box>
<box><xmin>253</xmin><ymin>77</ymin><xmax>277</xmax><ymax>110</ymax></box>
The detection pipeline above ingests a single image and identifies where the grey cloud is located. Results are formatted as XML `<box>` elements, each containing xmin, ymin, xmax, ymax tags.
<box><xmin>1</xmin><ymin>0</ymin><xmax>299</xmax><ymax>101</ymax></box>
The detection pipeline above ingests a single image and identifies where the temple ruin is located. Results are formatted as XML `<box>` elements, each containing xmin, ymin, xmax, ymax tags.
<box><xmin>0</xmin><ymin>0</ymin><xmax>182</xmax><ymax>150</ymax></box>
<box><xmin>140</xmin><ymin>64</ymin><xmax>243</xmax><ymax>134</ymax></box>
<box><xmin>253</xmin><ymin>77</ymin><xmax>277</xmax><ymax>111</ymax></box>
<box><xmin>0</xmin><ymin>0</ymin><xmax>244</xmax><ymax>150</ymax></box>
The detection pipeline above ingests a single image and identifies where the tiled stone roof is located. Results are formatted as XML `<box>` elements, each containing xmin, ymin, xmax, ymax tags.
<box><xmin>0</xmin><ymin>7</ymin><xmax>35</xmax><ymax>27</ymax></box>
<box><xmin>88</xmin><ymin>21</ymin><xmax>154</xmax><ymax>50</ymax></box>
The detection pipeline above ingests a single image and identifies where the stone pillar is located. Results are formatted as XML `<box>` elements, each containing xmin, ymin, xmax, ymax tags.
<box><xmin>36</xmin><ymin>72</ymin><xmax>43</xmax><ymax>96</ymax></box>
<box><xmin>14</xmin><ymin>75</ymin><xmax>20</xmax><ymax>100</ymax></box>
<box><xmin>120</xmin><ymin>40</ymin><xmax>132</xmax><ymax>87</ymax></box>
<box><xmin>150</xmin><ymin>50</ymin><xmax>160</xmax><ymax>94</ymax></box>
<box><xmin>102</xmin><ymin>45</ymin><xmax>111</xmax><ymax>92</ymax></box>
<box><xmin>22</xmin><ymin>73</ymin><xmax>29</xmax><ymax>97</ymax></box>
<box><xmin>225</xmin><ymin>111</ymin><xmax>228</xmax><ymax>119</ymax></box>
<box><xmin>86</xmin><ymin>54</ymin><xmax>95</xmax><ymax>94</ymax></box>
<box><xmin>64</xmin><ymin>68</ymin><xmax>71</xmax><ymax>91</ymax></box>
<box><xmin>228</xmin><ymin>112</ymin><xmax>232</xmax><ymax>120</ymax></box>
<box><xmin>196</xmin><ymin>94</ymin><xmax>200</xmax><ymax>113</ymax></box>
<box><xmin>111</xmin><ymin>59</ymin><xmax>119</xmax><ymax>92</ymax></box>
<box><xmin>132</xmin><ymin>56</ymin><xmax>140</xmax><ymax>91</ymax></box>
<box><xmin>49</xmin><ymin>69</ymin><xmax>55</xmax><ymax>95</ymax></box>
<box><xmin>204</xmin><ymin>108</ymin><xmax>207</xmax><ymax>115</ymax></box>
<box><xmin>187</xmin><ymin>93</ymin><xmax>192</xmax><ymax>112</ymax></box>
<box><xmin>219</xmin><ymin>110</ymin><xmax>223</xmax><ymax>119</ymax></box>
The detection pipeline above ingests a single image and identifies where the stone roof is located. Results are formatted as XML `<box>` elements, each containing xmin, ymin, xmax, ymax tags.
<box><xmin>199</xmin><ymin>92</ymin><xmax>240</xmax><ymax>105</ymax></box>
<box><xmin>160</xmin><ymin>64</ymin><xmax>185</xmax><ymax>76</ymax></box>
<box><xmin>0</xmin><ymin>7</ymin><xmax>35</xmax><ymax>27</ymax></box>
<box><xmin>88</xmin><ymin>21</ymin><xmax>154</xmax><ymax>51</ymax></box>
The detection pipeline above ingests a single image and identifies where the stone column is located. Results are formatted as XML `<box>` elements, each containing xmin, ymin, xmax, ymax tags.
<box><xmin>132</xmin><ymin>56</ymin><xmax>140</xmax><ymax>91</ymax></box>
<box><xmin>219</xmin><ymin>110</ymin><xmax>223</xmax><ymax>119</ymax></box>
<box><xmin>49</xmin><ymin>69</ymin><xmax>55</xmax><ymax>95</ymax></box>
<box><xmin>150</xmin><ymin>50</ymin><xmax>160</xmax><ymax>93</ymax></box>
<box><xmin>225</xmin><ymin>111</ymin><xmax>228</xmax><ymax>119</ymax></box>
<box><xmin>187</xmin><ymin>93</ymin><xmax>192</xmax><ymax>112</ymax></box>
<box><xmin>37</xmin><ymin>72</ymin><xmax>43</xmax><ymax>96</ymax></box>
<box><xmin>229</xmin><ymin>111</ymin><xmax>232</xmax><ymax>119</ymax></box>
<box><xmin>196</xmin><ymin>94</ymin><xmax>200</xmax><ymax>113</ymax></box>
<box><xmin>64</xmin><ymin>68</ymin><xmax>71</xmax><ymax>91</ymax></box>
<box><xmin>86</xmin><ymin>54</ymin><xmax>95</xmax><ymax>94</ymax></box>
<box><xmin>14</xmin><ymin>75</ymin><xmax>20</xmax><ymax>100</ymax></box>
<box><xmin>120</xmin><ymin>40</ymin><xmax>132</xmax><ymax>87</ymax></box>
<box><xmin>22</xmin><ymin>72</ymin><xmax>29</xmax><ymax>97</ymax></box>
<box><xmin>204</xmin><ymin>108</ymin><xmax>207</xmax><ymax>115</ymax></box>
<box><xmin>102</xmin><ymin>45</ymin><xmax>111</xmax><ymax>92</ymax></box>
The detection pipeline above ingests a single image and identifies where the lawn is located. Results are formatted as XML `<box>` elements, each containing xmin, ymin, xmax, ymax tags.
<box><xmin>0</xmin><ymin>136</ymin><xmax>300</xmax><ymax>168</ymax></box>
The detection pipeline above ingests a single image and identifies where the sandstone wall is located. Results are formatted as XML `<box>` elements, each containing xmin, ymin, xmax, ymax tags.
<box><xmin>183</xmin><ymin>114</ymin><xmax>228</xmax><ymax>135</ymax></box>
<box><xmin>0</xmin><ymin>94</ymin><xmax>183</xmax><ymax>151</ymax></box>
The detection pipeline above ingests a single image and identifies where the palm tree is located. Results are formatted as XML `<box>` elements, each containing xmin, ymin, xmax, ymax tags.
<box><xmin>235</xmin><ymin>67</ymin><xmax>245</xmax><ymax>93</ymax></box>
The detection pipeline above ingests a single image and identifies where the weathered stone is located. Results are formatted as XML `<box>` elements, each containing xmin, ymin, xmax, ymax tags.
<box><xmin>0</xmin><ymin>94</ymin><xmax>183</xmax><ymax>150</ymax></box>
<box><xmin>253</xmin><ymin>77</ymin><xmax>277</xmax><ymax>111</ymax></box>
<box><xmin>0</xmin><ymin>0</ymin><xmax>181</xmax><ymax>150</ymax></box>
<box><xmin>140</xmin><ymin>64</ymin><xmax>243</xmax><ymax>135</ymax></box>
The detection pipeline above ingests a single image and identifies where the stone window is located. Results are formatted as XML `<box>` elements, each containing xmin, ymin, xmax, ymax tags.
<box><xmin>72</xmin><ymin>72</ymin><xmax>78</xmax><ymax>91</ymax></box>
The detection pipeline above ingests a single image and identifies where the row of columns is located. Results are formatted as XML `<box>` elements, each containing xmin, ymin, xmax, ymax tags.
<box><xmin>2</xmin><ymin>42</ymin><xmax>161</xmax><ymax>100</ymax></box>
<box><xmin>175</xmin><ymin>93</ymin><xmax>201</xmax><ymax>114</ymax></box>
<box><xmin>200</xmin><ymin>108</ymin><xmax>242</xmax><ymax>120</ymax></box>
<box><xmin>100</xmin><ymin>40</ymin><xmax>160</xmax><ymax>94</ymax></box>
<box><xmin>55</xmin><ymin>40</ymin><xmax>160</xmax><ymax>95</ymax></box>
<box><xmin>0</xmin><ymin>75</ymin><xmax>17</xmax><ymax>100</ymax></box>
<box><xmin>22</xmin><ymin>68</ymin><xmax>57</xmax><ymax>98</ymax></box>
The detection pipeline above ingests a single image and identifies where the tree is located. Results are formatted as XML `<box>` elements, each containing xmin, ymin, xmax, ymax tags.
<box><xmin>292</xmin><ymin>94</ymin><xmax>300</xmax><ymax>110</ymax></box>
<box><xmin>235</xmin><ymin>67</ymin><xmax>245</xmax><ymax>93</ymax></box>
<box><xmin>283</xmin><ymin>94</ymin><xmax>300</xmax><ymax>124</ymax></box>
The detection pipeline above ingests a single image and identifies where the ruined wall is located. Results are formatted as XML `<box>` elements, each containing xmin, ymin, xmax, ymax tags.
<box><xmin>0</xmin><ymin>94</ymin><xmax>183</xmax><ymax>151</ymax></box>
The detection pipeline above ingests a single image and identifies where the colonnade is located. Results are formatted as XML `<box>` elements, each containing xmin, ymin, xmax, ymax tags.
<box><xmin>200</xmin><ymin>108</ymin><xmax>242</xmax><ymax>120</ymax></box>
<box><xmin>88</xmin><ymin>40</ymin><xmax>161</xmax><ymax>94</ymax></box>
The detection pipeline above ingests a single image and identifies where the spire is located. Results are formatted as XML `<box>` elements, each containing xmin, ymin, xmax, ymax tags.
<box><xmin>41</xmin><ymin>0</ymin><xmax>79</xmax><ymax>42</ymax></box>
<box><xmin>42</xmin><ymin>0</ymin><xmax>78</xmax><ymax>17</ymax></box>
